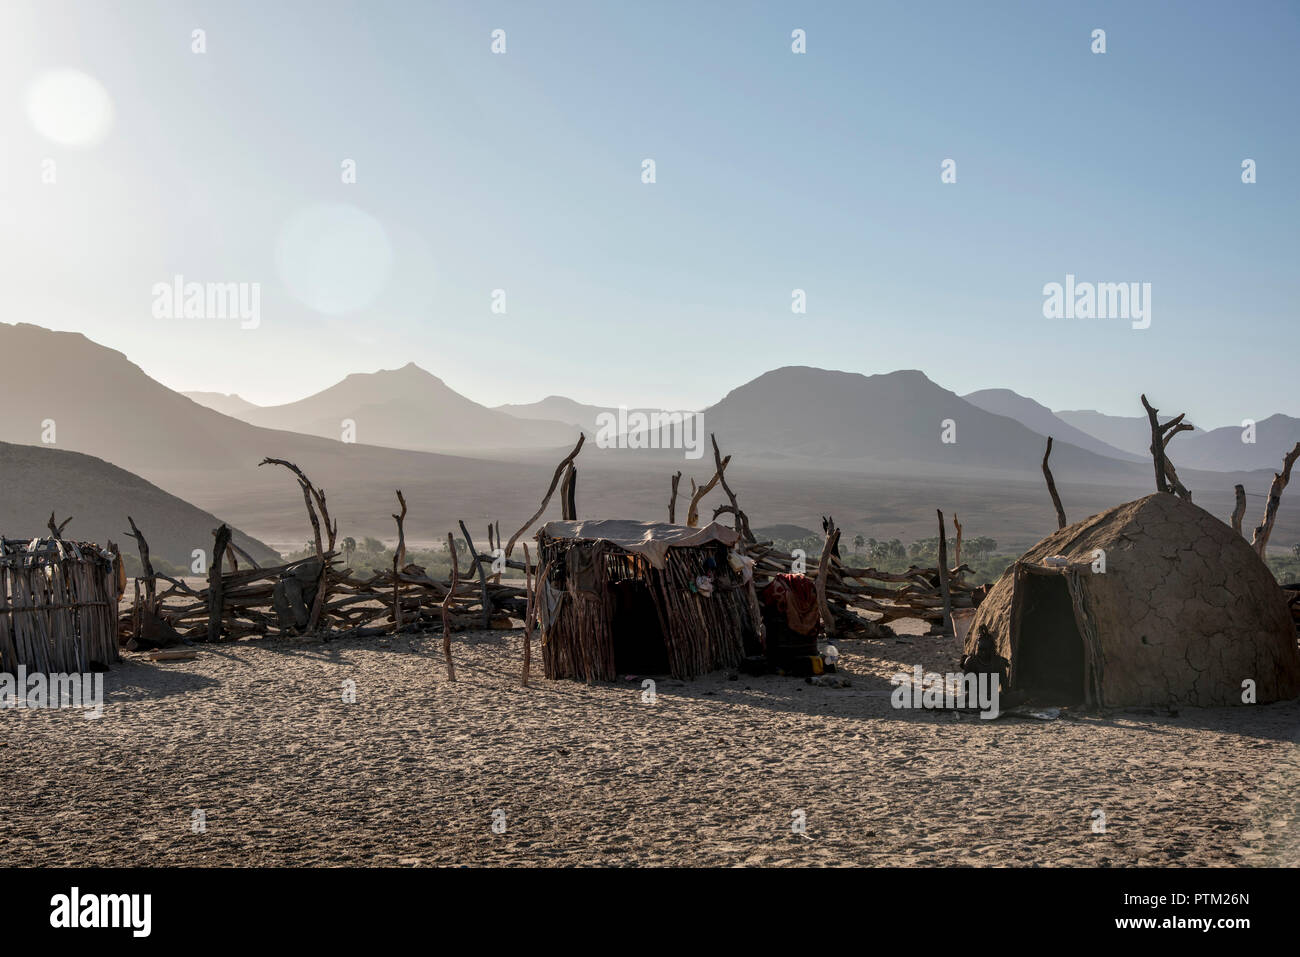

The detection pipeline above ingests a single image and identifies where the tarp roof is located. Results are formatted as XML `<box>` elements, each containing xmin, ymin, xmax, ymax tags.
<box><xmin>539</xmin><ymin>520</ymin><xmax>738</xmax><ymax>569</ymax></box>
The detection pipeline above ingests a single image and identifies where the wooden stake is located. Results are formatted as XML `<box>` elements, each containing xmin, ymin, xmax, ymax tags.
<box><xmin>392</xmin><ymin>490</ymin><xmax>407</xmax><ymax>631</ymax></box>
<box><xmin>441</xmin><ymin>532</ymin><xmax>458</xmax><ymax>681</ymax></box>
<box><xmin>815</xmin><ymin>525</ymin><xmax>840</xmax><ymax>638</ymax></box>
<box><xmin>936</xmin><ymin>510</ymin><xmax>953</xmax><ymax>637</ymax></box>
<box><xmin>1041</xmin><ymin>437</ymin><xmax>1067</xmax><ymax>530</ymax></box>
<box><xmin>208</xmin><ymin>524</ymin><xmax>232</xmax><ymax>643</ymax></box>
<box><xmin>521</xmin><ymin>543</ymin><xmax>534</xmax><ymax>687</ymax></box>
<box><xmin>1251</xmin><ymin>442</ymin><xmax>1300</xmax><ymax>558</ymax></box>
<box><xmin>504</xmin><ymin>434</ymin><xmax>585</xmax><ymax>558</ymax></box>
<box><xmin>1230</xmin><ymin>484</ymin><xmax>1247</xmax><ymax>536</ymax></box>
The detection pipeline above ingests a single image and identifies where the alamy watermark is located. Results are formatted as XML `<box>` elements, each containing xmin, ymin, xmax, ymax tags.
<box><xmin>152</xmin><ymin>274</ymin><xmax>260</xmax><ymax>329</ymax></box>
<box><xmin>891</xmin><ymin>665</ymin><xmax>1000</xmax><ymax>719</ymax></box>
<box><xmin>1042</xmin><ymin>274</ymin><xmax>1150</xmax><ymax>329</ymax></box>
<box><xmin>0</xmin><ymin>665</ymin><xmax>104</xmax><ymax>718</ymax></box>
<box><xmin>594</xmin><ymin>406</ymin><xmax>705</xmax><ymax>460</ymax></box>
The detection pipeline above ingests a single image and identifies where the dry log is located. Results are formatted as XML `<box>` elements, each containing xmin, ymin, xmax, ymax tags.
<box><xmin>258</xmin><ymin>457</ymin><xmax>337</xmax><ymax>550</ymax></box>
<box><xmin>710</xmin><ymin>433</ymin><xmax>753</xmax><ymax>542</ymax></box>
<box><xmin>208</xmin><ymin>524</ymin><xmax>232</xmax><ymax>642</ymax></box>
<box><xmin>504</xmin><ymin>434</ymin><xmax>585</xmax><ymax>558</ymax></box>
<box><xmin>1251</xmin><ymin>442</ymin><xmax>1300</xmax><ymax>558</ymax></box>
<box><xmin>815</xmin><ymin>525</ymin><xmax>840</xmax><ymax>638</ymax></box>
<box><xmin>459</xmin><ymin>520</ymin><xmax>491</xmax><ymax>629</ymax></box>
<box><xmin>935</xmin><ymin>509</ymin><xmax>953</xmax><ymax>636</ymax></box>
<box><xmin>1231</xmin><ymin>484</ymin><xmax>1247</xmax><ymax>536</ymax></box>
<box><xmin>668</xmin><ymin>471</ymin><xmax>682</xmax><ymax>524</ymax></box>
<box><xmin>441</xmin><ymin>531</ymin><xmax>458</xmax><ymax>681</ymax></box>
<box><xmin>521</xmin><ymin>543</ymin><xmax>535</xmax><ymax>687</ymax></box>
<box><xmin>1140</xmin><ymin>395</ymin><xmax>1192</xmax><ymax>499</ymax></box>
<box><xmin>47</xmin><ymin>512</ymin><xmax>72</xmax><ymax>540</ymax></box>
<box><xmin>686</xmin><ymin>454</ymin><xmax>730</xmax><ymax>528</ymax></box>
<box><xmin>1041</xmin><ymin>437</ymin><xmax>1067</xmax><ymax>530</ymax></box>
<box><xmin>560</xmin><ymin>463</ymin><xmax>577</xmax><ymax>521</ymax></box>
<box><xmin>392</xmin><ymin>490</ymin><xmax>407</xmax><ymax>630</ymax></box>
<box><xmin>125</xmin><ymin>516</ymin><xmax>156</xmax><ymax>612</ymax></box>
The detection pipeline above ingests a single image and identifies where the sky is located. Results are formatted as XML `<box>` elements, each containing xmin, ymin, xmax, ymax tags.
<box><xmin>1</xmin><ymin>0</ymin><xmax>1297</xmax><ymax>427</ymax></box>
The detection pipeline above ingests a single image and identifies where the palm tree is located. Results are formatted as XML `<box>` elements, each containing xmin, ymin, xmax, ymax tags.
<box><xmin>342</xmin><ymin>536</ymin><xmax>357</xmax><ymax>566</ymax></box>
<box><xmin>853</xmin><ymin>534</ymin><xmax>865</xmax><ymax>554</ymax></box>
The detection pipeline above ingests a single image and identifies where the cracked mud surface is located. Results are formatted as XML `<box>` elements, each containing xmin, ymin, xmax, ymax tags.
<box><xmin>970</xmin><ymin>493</ymin><xmax>1300</xmax><ymax>707</ymax></box>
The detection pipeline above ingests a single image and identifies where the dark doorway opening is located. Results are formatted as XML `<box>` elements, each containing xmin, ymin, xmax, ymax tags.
<box><xmin>610</xmin><ymin>579</ymin><xmax>669</xmax><ymax>674</ymax></box>
<box><xmin>1015</xmin><ymin>574</ymin><xmax>1086</xmax><ymax>705</ymax></box>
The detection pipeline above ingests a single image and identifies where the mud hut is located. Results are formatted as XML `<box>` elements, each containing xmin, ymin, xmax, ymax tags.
<box><xmin>966</xmin><ymin>493</ymin><xmax>1300</xmax><ymax>708</ymax></box>
<box><xmin>535</xmin><ymin>520</ymin><xmax>757</xmax><ymax>681</ymax></box>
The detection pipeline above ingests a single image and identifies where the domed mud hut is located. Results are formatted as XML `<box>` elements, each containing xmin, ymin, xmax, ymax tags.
<box><xmin>966</xmin><ymin>493</ymin><xmax>1300</xmax><ymax>708</ymax></box>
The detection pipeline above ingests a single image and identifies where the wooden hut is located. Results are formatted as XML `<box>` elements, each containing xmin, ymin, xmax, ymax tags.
<box><xmin>0</xmin><ymin>537</ymin><xmax>121</xmax><ymax>673</ymax></box>
<box><xmin>535</xmin><ymin>520</ymin><xmax>758</xmax><ymax>681</ymax></box>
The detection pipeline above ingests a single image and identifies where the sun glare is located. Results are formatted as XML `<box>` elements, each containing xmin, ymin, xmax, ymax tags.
<box><xmin>25</xmin><ymin>68</ymin><xmax>114</xmax><ymax>147</ymax></box>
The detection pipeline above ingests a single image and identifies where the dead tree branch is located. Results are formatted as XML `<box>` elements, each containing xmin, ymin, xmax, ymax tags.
<box><xmin>1041</xmin><ymin>437</ymin><xmax>1067</xmax><ymax>529</ymax></box>
<box><xmin>1251</xmin><ymin>442</ymin><xmax>1300</xmax><ymax>558</ymax></box>
<box><xmin>504</xmin><ymin>434</ymin><xmax>585</xmax><ymax>558</ymax></box>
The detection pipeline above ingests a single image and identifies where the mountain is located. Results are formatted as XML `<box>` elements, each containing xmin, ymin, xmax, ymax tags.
<box><xmin>4</xmin><ymin>325</ymin><xmax>1293</xmax><ymax>553</ymax></box>
<box><xmin>1172</xmin><ymin>414</ymin><xmax>1300</xmax><ymax>473</ymax></box>
<box><xmin>183</xmin><ymin>391</ymin><xmax>260</xmax><ymax>417</ymax></box>
<box><xmin>963</xmin><ymin>389</ymin><xmax>1143</xmax><ymax>462</ymax></box>
<box><xmin>495</xmin><ymin>396</ymin><xmax>610</xmax><ymax>431</ymax></box>
<box><xmin>1054</xmin><ymin>409</ymin><xmax>1174</xmax><ymax>458</ymax></box>
<box><xmin>0</xmin><ymin>441</ymin><xmax>278</xmax><ymax>568</ymax></box>
<box><xmin>699</xmin><ymin>367</ymin><xmax>1150</xmax><ymax>481</ymax></box>
<box><xmin>236</xmin><ymin>363</ymin><xmax>578</xmax><ymax>452</ymax></box>
<box><xmin>0</xmin><ymin>323</ymin><xmax>586</xmax><ymax>545</ymax></box>
<box><xmin>1058</xmin><ymin>407</ymin><xmax>1299</xmax><ymax>473</ymax></box>
<box><xmin>494</xmin><ymin>395</ymin><xmax>689</xmax><ymax>436</ymax></box>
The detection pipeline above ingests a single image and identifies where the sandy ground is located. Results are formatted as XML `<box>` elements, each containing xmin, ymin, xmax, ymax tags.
<box><xmin>1</xmin><ymin>621</ymin><xmax>1297</xmax><ymax>867</ymax></box>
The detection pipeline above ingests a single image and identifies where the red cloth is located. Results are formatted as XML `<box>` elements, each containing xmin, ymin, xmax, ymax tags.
<box><xmin>761</xmin><ymin>574</ymin><xmax>822</xmax><ymax>636</ymax></box>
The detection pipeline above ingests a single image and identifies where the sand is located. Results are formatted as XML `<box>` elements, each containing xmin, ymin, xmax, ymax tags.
<box><xmin>1</xmin><ymin>622</ymin><xmax>1296</xmax><ymax>867</ymax></box>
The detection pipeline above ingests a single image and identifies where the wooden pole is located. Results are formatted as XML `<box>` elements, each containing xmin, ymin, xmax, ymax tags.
<box><xmin>392</xmin><ymin>490</ymin><xmax>407</xmax><ymax>631</ymax></box>
<box><xmin>1230</xmin><ymin>484</ymin><xmax>1247</xmax><ymax>536</ymax></box>
<box><xmin>441</xmin><ymin>532</ymin><xmax>458</xmax><ymax>681</ymax></box>
<box><xmin>459</xmin><ymin>520</ymin><xmax>491</xmax><ymax>630</ymax></box>
<box><xmin>521</xmin><ymin>543</ymin><xmax>534</xmax><ymax>687</ymax></box>
<box><xmin>504</xmin><ymin>434</ymin><xmax>585</xmax><ymax>558</ymax></box>
<box><xmin>125</xmin><ymin>516</ymin><xmax>156</xmax><ymax>612</ymax></box>
<box><xmin>208</xmin><ymin>524</ymin><xmax>232</xmax><ymax>642</ymax></box>
<box><xmin>815</xmin><ymin>526</ymin><xmax>840</xmax><ymax>638</ymax></box>
<box><xmin>668</xmin><ymin>471</ymin><xmax>681</xmax><ymax>524</ymax></box>
<box><xmin>936</xmin><ymin>510</ymin><xmax>953</xmax><ymax>637</ymax></box>
<box><xmin>1251</xmin><ymin>442</ymin><xmax>1300</xmax><ymax>558</ymax></box>
<box><xmin>1041</xmin><ymin>437</ymin><xmax>1068</xmax><ymax>530</ymax></box>
<box><xmin>560</xmin><ymin>463</ymin><xmax>577</xmax><ymax>521</ymax></box>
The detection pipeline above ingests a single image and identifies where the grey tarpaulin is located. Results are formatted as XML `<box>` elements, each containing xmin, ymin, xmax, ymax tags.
<box><xmin>538</xmin><ymin>520</ymin><xmax>738</xmax><ymax>569</ymax></box>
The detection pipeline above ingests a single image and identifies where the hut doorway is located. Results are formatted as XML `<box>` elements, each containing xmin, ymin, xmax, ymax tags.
<box><xmin>1014</xmin><ymin>573</ymin><xmax>1086</xmax><ymax>705</ymax></box>
<box><xmin>610</xmin><ymin>579</ymin><xmax>669</xmax><ymax>674</ymax></box>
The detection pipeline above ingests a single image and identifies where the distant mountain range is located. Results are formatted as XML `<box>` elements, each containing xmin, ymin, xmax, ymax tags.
<box><xmin>962</xmin><ymin>389</ymin><xmax>1144</xmax><ymax>463</ymax></box>
<box><xmin>1051</xmin><ymin>409</ymin><xmax>1298</xmax><ymax>474</ymax></box>
<box><xmin>2</xmin><ymin>321</ymin><xmax>1296</xmax><ymax>552</ymax></box>
<box><xmin>182</xmin><ymin>391</ymin><xmax>260</xmax><ymax>417</ymax></box>
<box><xmin>226</xmin><ymin>363</ymin><xmax>577</xmax><ymax>452</ymax></box>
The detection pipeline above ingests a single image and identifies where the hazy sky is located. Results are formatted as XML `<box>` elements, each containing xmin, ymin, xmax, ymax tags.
<box><xmin>2</xmin><ymin>0</ymin><xmax>1297</xmax><ymax>426</ymax></box>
